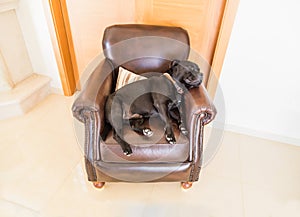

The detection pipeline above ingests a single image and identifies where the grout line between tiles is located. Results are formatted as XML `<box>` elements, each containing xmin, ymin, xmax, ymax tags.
<box><xmin>140</xmin><ymin>184</ymin><xmax>156</xmax><ymax>217</ymax></box>
<box><xmin>0</xmin><ymin>197</ymin><xmax>41</xmax><ymax>216</ymax></box>
<box><xmin>237</xmin><ymin>136</ymin><xmax>246</xmax><ymax>217</ymax></box>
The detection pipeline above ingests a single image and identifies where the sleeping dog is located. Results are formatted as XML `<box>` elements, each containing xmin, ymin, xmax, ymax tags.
<box><xmin>102</xmin><ymin>60</ymin><xmax>203</xmax><ymax>156</ymax></box>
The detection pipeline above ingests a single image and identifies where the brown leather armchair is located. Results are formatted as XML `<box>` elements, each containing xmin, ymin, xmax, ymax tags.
<box><xmin>72</xmin><ymin>24</ymin><xmax>216</xmax><ymax>189</ymax></box>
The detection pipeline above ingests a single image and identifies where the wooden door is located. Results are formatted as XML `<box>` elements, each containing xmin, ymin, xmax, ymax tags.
<box><xmin>48</xmin><ymin>0</ymin><xmax>239</xmax><ymax>96</ymax></box>
<box><xmin>136</xmin><ymin>0</ymin><xmax>239</xmax><ymax>93</ymax></box>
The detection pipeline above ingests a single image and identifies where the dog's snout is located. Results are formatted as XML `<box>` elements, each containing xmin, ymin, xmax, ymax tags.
<box><xmin>185</xmin><ymin>72</ymin><xmax>203</xmax><ymax>87</ymax></box>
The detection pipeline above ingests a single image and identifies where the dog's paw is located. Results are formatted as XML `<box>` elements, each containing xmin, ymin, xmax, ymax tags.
<box><xmin>166</xmin><ymin>134</ymin><xmax>176</xmax><ymax>144</ymax></box>
<box><xmin>179</xmin><ymin>124</ymin><xmax>188</xmax><ymax>136</ymax></box>
<box><xmin>143</xmin><ymin>128</ymin><xmax>153</xmax><ymax>137</ymax></box>
<box><xmin>123</xmin><ymin>150</ymin><xmax>132</xmax><ymax>156</ymax></box>
<box><xmin>123</xmin><ymin>146</ymin><xmax>133</xmax><ymax>156</ymax></box>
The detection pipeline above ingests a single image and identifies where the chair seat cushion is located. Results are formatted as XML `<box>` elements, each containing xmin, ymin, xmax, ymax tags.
<box><xmin>100</xmin><ymin>118</ymin><xmax>189</xmax><ymax>163</ymax></box>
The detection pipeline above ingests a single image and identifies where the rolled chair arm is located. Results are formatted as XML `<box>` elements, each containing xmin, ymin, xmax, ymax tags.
<box><xmin>72</xmin><ymin>59</ymin><xmax>115</xmax><ymax>178</ymax></box>
<box><xmin>185</xmin><ymin>84</ymin><xmax>217</xmax><ymax>126</ymax></box>
<box><xmin>184</xmin><ymin>84</ymin><xmax>217</xmax><ymax>181</ymax></box>
<box><xmin>72</xmin><ymin>59</ymin><xmax>115</xmax><ymax>123</ymax></box>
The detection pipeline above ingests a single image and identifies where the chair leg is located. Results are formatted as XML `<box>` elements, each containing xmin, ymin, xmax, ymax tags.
<box><xmin>93</xmin><ymin>181</ymin><xmax>105</xmax><ymax>189</ymax></box>
<box><xmin>181</xmin><ymin>182</ymin><xmax>193</xmax><ymax>189</ymax></box>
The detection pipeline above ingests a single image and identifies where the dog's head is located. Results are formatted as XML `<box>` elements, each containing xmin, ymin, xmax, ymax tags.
<box><xmin>169</xmin><ymin>60</ymin><xmax>203</xmax><ymax>89</ymax></box>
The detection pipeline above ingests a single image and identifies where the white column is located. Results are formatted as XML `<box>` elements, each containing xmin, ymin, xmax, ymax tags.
<box><xmin>0</xmin><ymin>0</ymin><xmax>18</xmax><ymax>91</ymax></box>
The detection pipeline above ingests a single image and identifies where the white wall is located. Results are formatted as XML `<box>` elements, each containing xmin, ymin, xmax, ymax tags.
<box><xmin>16</xmin><ymin>0</ymin><xmax>62</xmax><ymax>90</ymax></box>
<box><xmin>220</xmin><ymin>0</ymin><xmax>300</xmax><ymax>145</ymax></box>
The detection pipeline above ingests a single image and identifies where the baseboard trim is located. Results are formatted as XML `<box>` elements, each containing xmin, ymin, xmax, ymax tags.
<box><xmin>220</xmin><ymin>123</ymin><xmax>300</xmax><ymax>147</ymax></box>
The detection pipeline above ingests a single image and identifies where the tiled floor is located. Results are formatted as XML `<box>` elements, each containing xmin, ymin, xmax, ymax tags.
<box><xmin>1</xmin><ymin>94</ymin><xmax>300</xmax><ymax>217</ymax></box>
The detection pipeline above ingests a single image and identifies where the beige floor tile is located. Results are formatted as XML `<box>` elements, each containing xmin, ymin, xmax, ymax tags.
<box><xmin>240</xmin><ymin>135</ymin><xmax>300</xmax><ymax>195</ymax></box>
<box><xmin>203</xmin><ymin>130</ymin><xmax>242</xmax><ymax>181</ymax></box>
<box><xmin>243</xmin><ymin>183</ymin><xmax>300</xmax><ymax>217</ymax></box>
<box><xmin>0</xmin><ymin>94</ymin><xmax>81</xmax><ymax>211</ymax></box>
<box><xmin>142</xmin><ymin>172</ymin><xmax>244</xmax><ymax>217</ymax></box>
<box><xmin>272</xmin><ymin>200</ymin><xmax>300</xmax><ymax>217</ymax></box>
<box><xmin>40</xmin><ymin>161</ymin><xmax>155</xmax><ymax>217</ymax></box>
<box><xmin>41</xmin><ymin>161</ymin><xmax>244</xmax><ymax>217</ymax></box>
<box><xmin>0</xmin><ymin>200</ymin><xmax>40</xmax><ymax>217</ymax></box>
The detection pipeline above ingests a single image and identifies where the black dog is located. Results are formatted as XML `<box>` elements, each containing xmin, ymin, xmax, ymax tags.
<box><xmin>102</xmin><ymin>60</ymin><xmax>203</xmax><ymax>156</ymax></box>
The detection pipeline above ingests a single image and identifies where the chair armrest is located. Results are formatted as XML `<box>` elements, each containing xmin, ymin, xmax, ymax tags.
<box><xmin>72</xmin><ymin>59</ymin><xmax>115</xmax><ymax>123</ymax></box>
<box><xmin>184</xmin><ymin>85</ymin><xmax>216</xmax><ymax>172</ymax></box>
<box><xmin>185</xmin><ymin>84</ymin><xmax>217</xmax><ymax>127</ymax></box>
<box><xmin>72</xmin><ymin>59</ymin><xmax>115</xmax><ymax>165</ymax></box>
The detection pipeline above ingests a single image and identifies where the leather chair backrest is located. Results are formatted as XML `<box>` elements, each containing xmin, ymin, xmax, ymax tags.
<box><xmin>102</xmin><ymin>24</ymin><xmax>190</xmax><ymax>75</ymax></box>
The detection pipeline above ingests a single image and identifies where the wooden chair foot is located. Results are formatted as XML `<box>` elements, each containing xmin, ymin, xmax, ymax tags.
<box><xmin>93</xmin><ymin>181</ymin><xmax>105</xmax><ymax>189</ymax></box>
<box><xmin>181</xmin><ymin>182</ymin><xmax>193</xmax><ymax>189</ymax></box>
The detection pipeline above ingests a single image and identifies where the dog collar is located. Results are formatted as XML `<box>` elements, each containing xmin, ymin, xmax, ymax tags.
<box><xmin>163</xmin><ymin>73</ymin><xmax>184</xmax><ymax>94</ymax></box>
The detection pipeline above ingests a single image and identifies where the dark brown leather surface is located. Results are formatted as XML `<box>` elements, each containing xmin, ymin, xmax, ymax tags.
<box><xmin>102</xmin><ymin>24</ymin><xmax>190</xmax><ymax>74</ymax></box>
<box><xmin>72</xmin><ymin>59</ymin><xmax>114</xmax><ymax>122</ymax></box>
<box><xmin>72</xmin><ymin>24</ymin><xmax>217</xmax><ymax>184</ymax></box>
<box><xmin>185</xmin><ymin>84</ymin><xmax>217</xmax><ymax>128</ymax></box>
<box><xmin>100</xmin><ymin>118</ymin><xmax>189</xmax><ymax>163</ymax></box>
<box><xmin>94</xmin><ymin>161</ymin><xmax>193</xmax><ymax>182</ymax></box>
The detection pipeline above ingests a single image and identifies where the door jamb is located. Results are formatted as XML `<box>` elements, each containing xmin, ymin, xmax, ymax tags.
<box><xmin>47</xmin><ymin>0</ymin><xmax>79</xmax><ymax>96</ymax></box>
<box><xmin>209</xmin><ymin>0</ymin><xmax>240</xmax><ymax>97</ymax></box>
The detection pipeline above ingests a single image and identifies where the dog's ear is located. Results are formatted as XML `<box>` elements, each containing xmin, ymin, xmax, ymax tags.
<box><xmin>170</xmin><ymin>59</ymin><xmax>180</xmax><ymax>68</ymax></box>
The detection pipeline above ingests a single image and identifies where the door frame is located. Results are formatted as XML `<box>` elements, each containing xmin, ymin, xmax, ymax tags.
<box><xmin>47</xmin><ymin>0</ymin><xmax>79</xmax><ymax>96</ymax></box>
<box><xmin>209</xmin><ymin>0</ymin><xmax>240</xmax><ymax>97</ymax></box>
